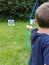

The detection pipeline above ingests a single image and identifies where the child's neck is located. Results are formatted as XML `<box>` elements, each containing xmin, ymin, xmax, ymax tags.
<box><xmin>37</xmin><ymin>27</ymin><xmax>49</xmax><ymax>35</ymax></box>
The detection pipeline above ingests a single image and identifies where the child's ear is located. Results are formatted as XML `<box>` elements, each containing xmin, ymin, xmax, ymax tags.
<box><xmin>35</xmin><ymin>19</ymin><xmax>38</xmax><ymax>24</ymax></box>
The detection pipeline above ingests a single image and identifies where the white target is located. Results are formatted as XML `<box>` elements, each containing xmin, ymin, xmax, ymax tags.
<box><xmin>30</xmin><ymin>19</ymin><xmax>35</xmax><ymax>24</ymax></box>
<box><xmin>8</xmin><ymin>19</ymin><xmax>15</xmax><ymax>26</ymax></box>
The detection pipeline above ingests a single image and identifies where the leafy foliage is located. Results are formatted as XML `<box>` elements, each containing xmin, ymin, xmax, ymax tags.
<box><xmin>0</xmin><ymin>0</ymin><xmax>48</xmax><ymax>19</ymax></box>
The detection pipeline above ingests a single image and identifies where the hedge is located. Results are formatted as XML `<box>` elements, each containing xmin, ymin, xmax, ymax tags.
<box><xmin>0</xmin><ymin>0</ymin><xmax>48</xmax><ymax>19</ymax></box>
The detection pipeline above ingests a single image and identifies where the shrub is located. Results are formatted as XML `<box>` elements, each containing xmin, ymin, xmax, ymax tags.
<box><xmin>0</xmin><ymin>0</ymin><xmax>48</xmax><ymax>19</ymax></box>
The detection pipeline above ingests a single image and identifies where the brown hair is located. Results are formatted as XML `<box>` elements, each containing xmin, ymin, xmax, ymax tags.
<box><xmin>35</xmin><ymin>2</ymin><xmax>49</xmax><ymax>28</ymax></box>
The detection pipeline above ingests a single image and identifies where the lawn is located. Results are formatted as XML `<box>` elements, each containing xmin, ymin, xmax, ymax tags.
<box><xmin>0</xmin><ymin>20</ymin><xmax>31</xmax><ymax>65</ymax></box>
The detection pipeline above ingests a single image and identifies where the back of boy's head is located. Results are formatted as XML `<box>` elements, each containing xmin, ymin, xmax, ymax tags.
<box><xmin>35</xmin><ymin>2</ymin><xmax>49</xmax><ymax>28</ymax></box>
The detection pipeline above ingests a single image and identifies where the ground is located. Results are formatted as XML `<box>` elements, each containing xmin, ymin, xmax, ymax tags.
<box><xmin>0</xmin><ymin>19</ymin><xmax>38</xmax><ymax>65</ymax></box>
<box><xmin>0</xmin><ymin>20</ymin><xmax>31</xmax><ymax>65</ymax></box>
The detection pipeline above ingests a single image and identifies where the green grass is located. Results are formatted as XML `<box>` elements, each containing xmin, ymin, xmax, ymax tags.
<box><xmin>0</xmin><ymin>20</ymin><xmax>38</xmax><ymax>65</ymax></box>
<box><xmin>0</xmin><ymin>20</ymin><xmax>31</xmax><ymax>65</ymax></box>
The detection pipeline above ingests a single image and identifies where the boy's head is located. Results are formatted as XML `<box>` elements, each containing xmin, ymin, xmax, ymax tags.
<box><xmin>35</xmin><ymin>2</ymin><xmax>49</xmax><ymax>28</ymax></box>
